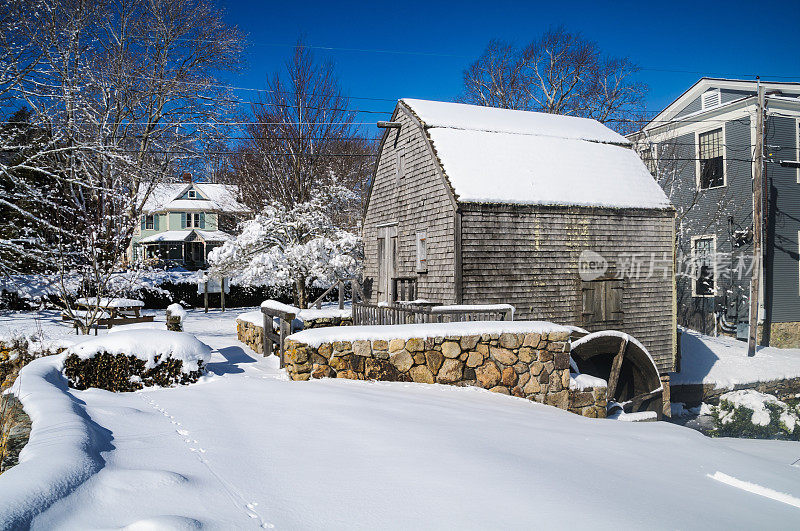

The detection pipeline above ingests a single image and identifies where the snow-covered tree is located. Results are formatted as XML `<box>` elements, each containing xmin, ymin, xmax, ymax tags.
<box><xmin>208</xmin><ymin>186</ymin><xmax>362</xmax><ymax>308</ymax></box>
<box><xmin>0</xmin><ymin>0</ymin><xmax>244</xmax><ymax>332</ymax></box>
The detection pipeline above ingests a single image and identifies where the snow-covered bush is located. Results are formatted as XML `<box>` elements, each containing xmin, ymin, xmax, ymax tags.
<box><xmin>208</xmin><ymin>187</ymin><xmax>363</xmax><ymax>308</ymax></box>
<box><xmin>63</xmin><ymin>330</ymin><xmax>212</xmax><ymax>391</ymax></box>
<box><xmin>711</xmin><ymin>390</ymin><xmax>800</xmax><ymax>441</ymax></box>
<box><xmin>0</xmin><ymin>334</ymin><xmax>66</xmax><ymax>390</ymax></box>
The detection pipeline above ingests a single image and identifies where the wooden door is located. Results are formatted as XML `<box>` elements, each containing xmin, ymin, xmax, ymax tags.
<box><xmin>377</xmin><ymin>225</ymin><xmax>398</xmax><ymax>302</ymax></box>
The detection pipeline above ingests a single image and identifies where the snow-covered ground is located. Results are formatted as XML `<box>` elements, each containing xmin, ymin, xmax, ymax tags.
<box><xmin>2</xmin><ymin>311</ymin><xmax>800</xmax><ymax>528</ymax></box>
<box><xmin>673</xmin><ymin>328</ymin><xmax>800</xmax><ymax>388</ymax></box>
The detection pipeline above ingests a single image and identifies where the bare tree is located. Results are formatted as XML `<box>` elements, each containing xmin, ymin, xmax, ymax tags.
<box><xmin>223</xmin><ymin>42</ymin><xmax>374</xmax><ymax>228</ymax></box>
<box><xmin>460</xmin><ymin>27</ymin><xmax>647</xmax><ymax>133</ymax></box>
<box><xmin>0</xmin><ymin>0</ymin><xmax>244</xmax><ymax>331</ymax></box>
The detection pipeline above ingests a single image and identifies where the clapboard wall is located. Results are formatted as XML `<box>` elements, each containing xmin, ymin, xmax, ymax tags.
<box><xmin>459</xmin><ymin>204</ymin><xmax>677</xmax><ymax>373</ymax></box>
<box><xmin>362</xmin><ymin>105</ymin><xmax>457</xmax><ymax>303</ymax></box>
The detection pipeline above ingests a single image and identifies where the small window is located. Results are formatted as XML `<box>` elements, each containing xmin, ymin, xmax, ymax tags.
<box><xmin>188</xmin><ymin>190</ymin><xmax>197</xmax><ymax>199</ymax></box>
<box><xmin>186</xmin><ymin>212</ymin><xmax>201</xmax><ymax>228</ymax></box>
<box><xmin>581</xmin><ymin>279</ymin><xmax>623</xmax><ymax>325</ymax></box>
<box><xmin>395</xmin><ymin>151</ymin><xmax>404</xmax><ymax>186</ymax></box>
<box><xmin>416</xmin><ymin>230</ymin><xmax>427</xmax><ymax>273</ymax></box>
<box><xmin>692</xmin><ymin>235</ymin><xmax>716</xmax><ymax>297</ymax></box>
<box><xmin>145</xmin><ymin>215</ymin><xmax>154</xmax><ymax>230</ymax></box>
<box><xmin>701</xmin><ymin>89</ymin><xmax>721</xmax><ymax>110</ymax></box>
<box><xmin>698</xmin><ymin>128</ymin><xmax>724</xmax><ymax>189</ymax></box>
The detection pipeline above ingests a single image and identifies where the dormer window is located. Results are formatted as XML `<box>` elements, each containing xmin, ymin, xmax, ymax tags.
<box><xmin>701</xmin><ymin>89</ymin><xmax>721</xmax><ymax>110</ymax></box>
<box><xmin>188</xmin><ymin>189</ymin><xmax>197</xmax><ymax>199</ymax></box>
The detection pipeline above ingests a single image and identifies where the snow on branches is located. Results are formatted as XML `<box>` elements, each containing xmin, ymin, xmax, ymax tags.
<box><xmin>208</xmin><ymin>186</ymin><xmax>362</xmax><ymax>308</ymax></box>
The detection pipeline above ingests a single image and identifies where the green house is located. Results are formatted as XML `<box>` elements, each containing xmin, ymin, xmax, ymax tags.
<box><xmin>129</xmin><ymin>181</ymin><xmax>250</xmax><ymax>269</ymax></box>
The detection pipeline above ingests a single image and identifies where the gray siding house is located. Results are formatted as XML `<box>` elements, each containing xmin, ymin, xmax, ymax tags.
<box><xmin>363</xmin><ymin>99</ymin><xmax>677</xmax><ymax>375</ymax></box>
<box><xmin>632</xmin><ymin>78</ymin><xmax>800</xmax><ymax>347</ymax></box>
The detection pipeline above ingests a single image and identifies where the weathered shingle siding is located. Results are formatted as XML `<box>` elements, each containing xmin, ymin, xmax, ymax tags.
<box><xmin>459</xmin><ymin>205</ymin><xmax>676</xmax><ymax>373</ymax></box>
<box><xmin>362</xmin><ymin>107</ymin><xmax>457</xmax><ymax>303</ymax></box>
<box><xmin>766</xmin><ymin>116</ymin><xmax>800</xmax><ymax>322</ymax></box>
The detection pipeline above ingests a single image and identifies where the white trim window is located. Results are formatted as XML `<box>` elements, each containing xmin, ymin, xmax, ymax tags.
<box><xmin>188</xmin><ymin>189</ymin><xmax>197</xmax><ymax>199</ymax></box>
<box><xmin>416</xmin><ymin>230</ymin><xmax>427</xmax><ymax>273</ymax></box>
<box><xmin>145</xmin><ymin>214</ymin><xmax>154</xmax><ymax>230</ymax></box>
<box><xmin>701</xmin><ymin>89</ymin><xmax>721</xmax><ymax>110</ymax></box>
<box><xmin>697</xmin><ymin>127</ymin><xmax>725</xmax><ymax>189</ymax></box>
<box><xmin>691</xmin><ymin>235</ymin><xmax>716</xmax><ymax>297</ymax></box>
<box><xmin>185</xmin><ymin>212</ymin><xmax>201</xmax><ymax>228</ymax></box>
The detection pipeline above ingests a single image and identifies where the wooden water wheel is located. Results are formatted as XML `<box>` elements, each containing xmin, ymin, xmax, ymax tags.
<box><xmin>570</xmin><ymin>331</ymin><xmax>663</xmax><ymax>418</ymax></box>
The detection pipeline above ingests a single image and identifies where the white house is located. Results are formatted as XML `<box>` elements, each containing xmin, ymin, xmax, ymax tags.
<box><xmin>130</xmin><ymin>179</ymin><xmax>250</xmax><ymax>269</ymax></box>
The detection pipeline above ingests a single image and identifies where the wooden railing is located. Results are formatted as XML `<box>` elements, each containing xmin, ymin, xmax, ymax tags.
<box><xmin>352</xmin><ymin>302</ymin><xmax>513</xmax><ymax>326</ymax></box>
<box><xmin>261</xmin><ymin>305</ymin><xmax>296</xmax><ymax>368</ymax></box>
<box><xmin>391</xmin><ymin>277</ymin><xmax>417</xmax><ymax>302</ymax></box>
<box><xmin>311</xmin><ymin>278</ymin><xmax>366</xmax><ymax>309</ymax></box>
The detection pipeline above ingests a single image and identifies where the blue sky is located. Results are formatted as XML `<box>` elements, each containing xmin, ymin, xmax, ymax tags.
<box><xmin>222</xmin><ymin>0</ymin><xmax>800</xmax><ymax>122</ymax></box>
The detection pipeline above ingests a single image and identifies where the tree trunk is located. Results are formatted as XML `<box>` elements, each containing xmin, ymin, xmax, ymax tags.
<box><xmin>296</xmin><ymin>278</ymin><xmax>307</xmax><ymax>309</ymax></box>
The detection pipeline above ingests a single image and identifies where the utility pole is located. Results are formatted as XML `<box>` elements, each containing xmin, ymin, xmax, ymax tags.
<box><xmin>748</xmin><ymin>80</ymin><xmax>765</xmax><ymax>356</ymax></box>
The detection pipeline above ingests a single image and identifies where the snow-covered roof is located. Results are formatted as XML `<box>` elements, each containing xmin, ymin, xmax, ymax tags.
<box><xmin>141</xmin><ymin>183</ymin><xmax>249</xmax><ymax>214</ymax></box>
<box><xmin>399</xmin><ymin>99</ymin><xmax>672</xmax><ymax>210</ymax></box>
<box><xmin>403</xmin><ymin>99</ymin><xmax>630</xmax><ymax>144</ymax></box>
<box><xmin>138</xmin><ymin>230</ymin><xmax>233</xmax><ymax>243</ymax></box>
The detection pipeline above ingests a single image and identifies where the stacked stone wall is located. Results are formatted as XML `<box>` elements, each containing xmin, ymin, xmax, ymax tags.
<box><xmin>568</xmin><ymin>386</ymin><xmax>607</xmax><ymax>418</ymax></box>
<box><xmin>237</xmin><ymin>316</ymin><xmax>353</xmax><ymax>355</ymax></box>
<box><xmin>285</xmin><ymin>330</ymin><xmax>607</xmax><ymax>417</ymax></box>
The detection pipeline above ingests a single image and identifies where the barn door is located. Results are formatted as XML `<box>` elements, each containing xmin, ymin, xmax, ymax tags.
<box><xmin>377</xmin><ymin>225</ymin><xmax>398</xmax><ymax>303</ymax></box>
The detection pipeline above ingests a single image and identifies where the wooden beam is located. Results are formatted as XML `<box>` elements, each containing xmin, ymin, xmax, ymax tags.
<box><xmin>606</xmin><ymin>336</ymin><xmax>629</xmax><ymax>400</ymax></box>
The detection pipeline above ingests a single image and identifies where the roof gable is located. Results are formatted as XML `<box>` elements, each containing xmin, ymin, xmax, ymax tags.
<box><xmin>399</xmin><ymin>99</ymin><xmax>671</xmax><ymax>210</ymax></box>
<box><xmin>141</xmin><ymin>183</ymin><xmax>249</xmax><ymax>214</ymax></box>
<box><xmin>646</xmin><ymin>77</ymin><xmax>800</xmax><ymax>127</ymax></box>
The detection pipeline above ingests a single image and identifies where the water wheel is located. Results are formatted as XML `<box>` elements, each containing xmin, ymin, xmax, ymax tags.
<box><xmin>570</xmin><ymin>331</ymin><xmax>663</xmax><ymax>418</ymax></box>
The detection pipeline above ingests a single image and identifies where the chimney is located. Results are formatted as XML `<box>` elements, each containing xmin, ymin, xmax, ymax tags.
<box><xmin>181</xmin><ymin>172</ymin><xmax>192</xmax><ymax>183</ymax></box>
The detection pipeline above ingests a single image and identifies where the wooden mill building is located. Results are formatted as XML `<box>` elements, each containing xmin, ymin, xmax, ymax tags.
<box><xmin>362</xmin><ymin>99</ymin><xmax>678</xmax><ymax>375</ymax></box>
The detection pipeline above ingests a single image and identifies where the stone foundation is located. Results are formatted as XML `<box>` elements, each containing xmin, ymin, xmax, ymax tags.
<box><xmin>568</xmin><ymin>385</ymin><xmax>607</xmax><ymax>418</ymax></box>
<box><xmin>671</xmin><ymin>377</ymin><xmax>800</xmax><ymax>407</ymax></box>
<box><xmin>285</xmin><ymin>328</ymin><xmax>606</xmax><ymax>418</ymax></box>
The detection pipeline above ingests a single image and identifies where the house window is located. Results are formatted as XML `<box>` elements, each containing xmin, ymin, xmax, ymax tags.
<box><xmin>395</xmin><ymin>151</ymin><xmax>404</xmax><ymax>187</ymax></box>
<box><xmin>692</xmin><ymin>235</ymin><xmax>716</xmax><ymax>297</ymax></box>
<box><xmin>701</xmin><ymin>89</ymin><xmax>721</xmax><ymax>110</ymax></box>
<box><xmin>145</xmin><ymin>215</ymin><xmax>154</xmax><ymax>230</ymax></box>
<box><xmin>185</xmin><ymin>212</ymin><xmax>201</xmax><ymax>228</ymax></box>
<box><xmin>416</xmin><ymin>230</ymin><xmax>427</xmax><ymax>273</ymax></box>
<box><xmin>698</xmin><ymin>128</ymin><xmax>724</xmax><ymax>189</ymax></box>
<box><xmin>188</xmin><ymin>189</ymin><xmax>197</xmax><ymax>199</ymax></box>
<box><xmin>581</xmin><ymin>279</ymin><xmax>623</xmax><ymax>325</ymax></box>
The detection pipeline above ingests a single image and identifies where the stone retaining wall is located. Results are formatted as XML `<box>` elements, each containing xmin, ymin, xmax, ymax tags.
<box><xmin>237</xmin><ymin>316</ymin><xmax>353</xmax><ymax>355</ymax></box>
<box><xmin>237</xmin><ymin>319</ymin><xmax>265</xmax><ymax>355</ymax></box>
<box><xmin>568</xmin><ymin>385</ymin><xmax>607</xmax><ymax>418</ymax></box>
<box><xmin>285</xmin><ymin>330</ymin><xmax>607</xmax><ymax>418</ymax></box>
<box><xmin>671</xmin><ymin>377</ymin><xmax>800</xmax><ymax>407</ymax></box>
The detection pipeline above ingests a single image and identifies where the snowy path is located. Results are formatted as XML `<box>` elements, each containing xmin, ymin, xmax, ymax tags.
<box><xmin>3</xmin><ymin>310</ymin><xmax>800</xmax><ymax>528</ymax></box>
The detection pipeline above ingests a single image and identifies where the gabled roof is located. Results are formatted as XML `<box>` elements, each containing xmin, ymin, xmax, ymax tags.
<box><xmin>399</xmin><ymin>99</ymin><xmax>672</xmax><ymax>210</ymax></box>
<box><xmin>644</xmin><ymin>77</ymin><xmax>800</xmax><ymax>128</ymax></box>
<box><xmin>141</xmin><ymin>183</ymin><xmax>250</xmax><ymax>214</ymax></box>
